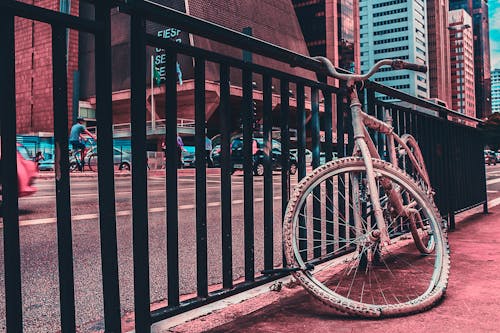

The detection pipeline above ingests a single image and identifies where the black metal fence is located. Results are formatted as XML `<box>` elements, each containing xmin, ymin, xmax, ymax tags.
<box><xmin>0</xmin><ymin>0</ymin><xmax>487</xmax><ymax>332</ymax></box>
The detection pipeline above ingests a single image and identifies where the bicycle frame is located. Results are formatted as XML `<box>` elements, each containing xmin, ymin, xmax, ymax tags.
<box><xmin>347</xmin><ymin>85</ymin><xmax>432</xmax><ymax>245</ymax></box>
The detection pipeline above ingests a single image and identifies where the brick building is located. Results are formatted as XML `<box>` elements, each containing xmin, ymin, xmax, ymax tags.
<box><xmin>15</xmin><ymin>0</ymin><xmax>79</xmax><ymax>135</ymax></box>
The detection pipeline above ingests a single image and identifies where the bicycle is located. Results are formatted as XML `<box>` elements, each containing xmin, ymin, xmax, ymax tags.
<box><xmin>282</xmin><ymin>57</ymin><xmax>450</xmax><ymax>317</ymax></box>
<box><xmin>69</xmin><ymin>137</ymin><xmax>97</xmax><ymax>172</ymax></box>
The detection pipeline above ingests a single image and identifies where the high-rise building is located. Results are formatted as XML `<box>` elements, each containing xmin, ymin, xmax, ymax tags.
<box><xmin>292</xmin><ymin>0</ymin><xmax>360</xmax><ymax>75</ymax></box>
<box><xmin>449</xmin><ymin>0</ymin><xmax>491</xmax><ymax>119</ymax></box>
<box><xmin>492</xmin><ymin>69</ymin><xmax>500</xmax><ymax>114</ymax></box>
<box><xmin>448</xmin><ymin>9</ymin><xmax>475</xmax><ymax>117</ymax></box>
<box><xmin>426</xmin><ymin>0</ymin><xmax>451</xmax><ymax>108</ymax></box>
<box><xmin>359</xmin><ymin>0</ymin><xmax>429</xmax><ymax>101</ymax></box>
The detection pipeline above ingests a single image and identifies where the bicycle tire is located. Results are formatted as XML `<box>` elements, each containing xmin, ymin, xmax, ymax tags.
<box><xmin>88</xmin><ymin>154</ymin><xmax>98</xmax><ymax>172</ymax></box>
<box><xmin>283</xmin><ymin>157</ymin><xmax>449</xmax><ymax>317</ymax></box>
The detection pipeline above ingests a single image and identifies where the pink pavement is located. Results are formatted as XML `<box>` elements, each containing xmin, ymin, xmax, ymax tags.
<box><xmin>171</xmin><ymin>205</ymin><xmax>500</xmax><ymax>333</ymax></box>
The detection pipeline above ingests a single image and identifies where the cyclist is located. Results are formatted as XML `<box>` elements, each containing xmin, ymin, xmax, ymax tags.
<box><xmin>69</xmin><ymin>117</ymin><xmax>96</xmax><ymax>171</ymax></box>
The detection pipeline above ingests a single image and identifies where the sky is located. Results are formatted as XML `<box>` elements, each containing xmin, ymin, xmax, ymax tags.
<box><xmin>490</xmin><ymin>1</ymin><xmax>500</xmax><ymax>70</ymax></box>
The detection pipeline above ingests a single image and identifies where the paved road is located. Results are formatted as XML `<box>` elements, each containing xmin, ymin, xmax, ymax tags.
<box><xmin>1</xmin><ymin>169</ymin><xmax>297</xmax><ymax>332</ymax></box>
<box><xmin>1</xmin><ymin>164</ymin><xmax>499</xmax><ymax>332</ymax></box>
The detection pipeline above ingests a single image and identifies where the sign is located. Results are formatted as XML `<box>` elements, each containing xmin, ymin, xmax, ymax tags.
<box><xmin>154</xmin><ymin>28</ymin><xmax>183</xmax><ymax>85</ymax></box>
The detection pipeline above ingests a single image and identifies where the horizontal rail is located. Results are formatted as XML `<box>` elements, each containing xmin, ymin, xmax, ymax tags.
<box><xmin>0</xmin><ymin>1</ymin><xmax>99</xmax><ymax>33</ymax></box>
<box><xmin>367</xmin><ymin>81</ymin><xmax>483</xmax><ymax>124</ymax></box>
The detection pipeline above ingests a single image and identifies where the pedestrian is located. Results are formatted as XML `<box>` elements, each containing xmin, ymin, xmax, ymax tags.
<box><xmin>69</xmin><ymin>117</ymin><xmax>96</xmax><ymax>171</ymax></box>
<box><xmin>34</xmin><ymin>151</ymin><xmax>45</xmax><ymax>165</ymax></box>
<box><xmin>161</xmin><ymin>138</ymin><xmax>167</xmax><ymax>169</ymax></box>
<box><xmin>176</xmin><ymin>135</ymin><xmax>184</xmax><ymax>169</ymax></box>
<box><xmin>205</xmin><ymin>135</ymin><xmax>212</xmax><ymax>166</ymax></box>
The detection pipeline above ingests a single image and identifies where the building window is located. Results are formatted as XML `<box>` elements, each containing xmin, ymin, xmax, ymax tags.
<box><xmin>373</xmin><ymin>17</ymin><xmax>408</xmax><ymax>27</ymax></box>
<box><xmin>373</xmin><ymin>7</ymin><xmax>408</xmax><ymax>18</ymax></box>
<box><xmin>374</xmin><ymin>26</ymin><xmax>409</xmax><ymax>36</ymax></box>
<box><xmin>374</xmin><ymin>46</ymin><xmax>409</xmax><ymax>54</ymax></box>
<box><xmin>373</xmin><ymin>0</ymin><xmax>408</xmax><ymax>8</ymax></box>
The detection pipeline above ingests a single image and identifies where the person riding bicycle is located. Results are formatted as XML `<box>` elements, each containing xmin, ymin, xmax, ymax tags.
<box><xmin>69</xmin><ymin>117</ymin><xmax>96</xmax><ymax>170</ymax></box>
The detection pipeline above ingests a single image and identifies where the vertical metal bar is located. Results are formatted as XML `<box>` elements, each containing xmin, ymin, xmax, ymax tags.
<box><xmin>336</xmin><ymin>88</ymin><xmax>346</xmax><ymax>248</ymax></box>
<box><xmin>52</xmin><ymin>25</ymin><xmax>76</xmax><ymax>333</ymax></box>
<box><xmin>130</xmin><ymin>12</ymin><xmax>150</xmax><ymax>331</ymax></box>
<box><xmin>324</xmin><ymin>91</ymin><xmax>334</xmax><ymax>253</ymax></box>
<box><xmin>296</xmin><ymin>84</ymin><xmax>307</xmax><ymax>260</ymax></box>
<box><xmin>165</xmin><ymin>52</ymin><xmax>180</xmax><ymax>305</ymax></box>
<box><xmin>280</xmin><ymin>80</ymin><xmax>290</xmax><ymax>264</ymax></box>
<box><xmin>94</xmin><ymin>1</ymin><xmax>122</xmax><ymax>330</ymax></box>
<box><xmin>1</xmin><ymin>7</ymin><xmax>23</xmax><ymax>331</ymax></box>
<box><xmin>280</xmin><ymin>80</ymin><xmax>290</xmax><ymax>214</ymax></box>
<box><xmin>194</xmin><ymin>57</ymin><xmax>208</xmax><ymax>298</ymax></box>
<box><xmin>297</xmin><ymin>84</ymin><xmax>306</xmax><ymax>180</ymax></box>
<box><xmin>242</xmin><ymin>68</ymin><xmax>254</xmax><ymax>281</ymax></box>
<box><xmin>263</xmin><ymin>75</ymin><xmax>274</xmax><ymax>271</ymax></box>
<box><xmin>311</xmin><ymin>87</ymin><xmax>321</xmax><ymax>258</ymax></box>
<box><xmin>219</xmin><ymin>64</ymin><xmax>233</xmax><ymax>289</ymax></box>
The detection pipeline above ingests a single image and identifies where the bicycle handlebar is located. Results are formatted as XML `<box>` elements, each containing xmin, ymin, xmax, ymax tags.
<box><xmin>313</xmin><ymin>56</ymin><xmax>428</xmax><ymax>83</ymax></box>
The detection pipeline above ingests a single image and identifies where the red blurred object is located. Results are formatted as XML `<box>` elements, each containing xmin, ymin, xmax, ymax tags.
<box><xmin>16</xmin><ymin>146</ymin><xmax>38</xmax><ymax>197</ymax></box>
<box><xmin>1</xmin><ymin>144</ymin><xmax>38</xmax><ymax>198</ymax></box>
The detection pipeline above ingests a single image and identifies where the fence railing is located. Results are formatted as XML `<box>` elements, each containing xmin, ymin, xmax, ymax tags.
<box><xmin>0</xmin><ymin>0</ymin><xmax>487</xmax><ymax>332</ymax></box>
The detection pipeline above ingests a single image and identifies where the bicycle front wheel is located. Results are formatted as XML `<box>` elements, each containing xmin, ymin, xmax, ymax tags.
<box><xmin>283</xmin><ymin>157</ymin><xmax>449</xmax><ymax>317</ymax></box>
<box><xmin>87</xmin><ymin>154</ymin><xmax>98</xmax><ymax>172</ymax></box>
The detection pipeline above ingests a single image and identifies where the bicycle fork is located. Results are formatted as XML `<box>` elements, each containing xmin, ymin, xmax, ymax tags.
<box><xmin>349</xmin><ymin>96</ymin><xmax>391</xmax><ymax>246</ymax></box>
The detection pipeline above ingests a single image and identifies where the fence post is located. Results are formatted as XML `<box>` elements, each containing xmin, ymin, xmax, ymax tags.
<box><xmin>130</xmin><ymin>2</ymin><xmax>151</xmax><ymax>330</ymax></box>
<box><xmin>95</xmin><ymin>1</ymin><xmax>122</xmax><ymax>331</ymax></box>
<box><xmin>1</xmin><ymin>5</ymin><xmax>23</xmax><ymax>331</ymax></box>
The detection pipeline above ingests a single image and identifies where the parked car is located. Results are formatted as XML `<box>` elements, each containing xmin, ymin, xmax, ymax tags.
<box><xmin>290</xmin><ymin>148</ymin><xmax>313</xmax><ymax>166</ymax></box>
<box><xmin>0</xmin><ymin>143</ymin><xmax>38</xmax><ymax>199</ymax></box>
<box><xmin>484</xmin><ymin>150</ymin><xmax>497</xmax><ymax>165</ymax></box>
<box><xmin>86</xmin><ymin>147</ymin><xmax>132</xmax><ymax>170</ymax></box>
<box><xmin>496</xmin><ymin>151</ymin><xmax>500</xmax><ymax>163</ymax></box>
<box><xmin>182</xmin><ymin>146</ymin><xmax>196</xmax><ymax>167</ymax></box>
<box><xmin>230</xmin><ymin>137</ymin><xmax>297</xmax><ymax>176</ymax></box>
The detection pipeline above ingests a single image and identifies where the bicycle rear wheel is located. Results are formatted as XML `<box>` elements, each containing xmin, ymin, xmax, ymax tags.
<box><xmin>283</xmin><ymin>157</ymin><xmax>449</xmax><ymax>317</ymax></box>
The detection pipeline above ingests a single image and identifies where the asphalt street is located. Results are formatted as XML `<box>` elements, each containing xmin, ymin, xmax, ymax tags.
<box><xmin>0</xmin><ymin>169</ymin><xmax>298</xmax><ymax>332</ymax></box>
<box><xmin>1</xmin><ymin>164</ymin><xmax>499</xmax><ymax>332</ymax></box>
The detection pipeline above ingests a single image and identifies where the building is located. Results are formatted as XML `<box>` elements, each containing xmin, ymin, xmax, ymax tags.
<box><xmin>492</xmin><ymin>69</ymin><xmax>500</xmax><ymax>114</ymax></box>
<box><xmin>14</xmin><ymin>0</ymin><xmax>80</xmax><ymax>135</ymax></box>
<box><xmin>448</xmin><ymin>9</ymin><xmax>475</xmax><ymax>117</ymax></box>
<box><xmin>426</xmin><ymin>0</ymin><xmax>451</xmax><ymax>108</ymax></box>
<box><xmin>449</xmin><ymin>0</ymin><xmax>491</xmax><ymax>119</ymax></box>
<box><xmin>15</xmin><ymin>0</ymin><xmax>316</xmax><ymax>144</ymax></box>
<box><xmin>359</xmin><ymin>0</ymin><xmax>429</xmax><ymax>101</ymax></box>
<box><xmin>292</xmin><ymin>0</ymin><xmax>360</xmax><ymax>75</ymax></box>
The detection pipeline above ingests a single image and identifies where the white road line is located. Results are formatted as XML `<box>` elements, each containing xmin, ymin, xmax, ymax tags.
<box><xmin>486</xmin><ymin>178</ymin><xmax>500</xmax><ymax>185</ymax></box>
<box><xmin>489</xmin><ymin>197</ymin><xmax>500</xmax><ymax>208</ymax></box>
<box><xmin>487</xmin><ymin>190</ymin><xmax>498</xmax><ymax>193</ymax></box>
<box><xmin>21</xmin><ymin>184</ymin><xmax>245</xmax><ymax>201</ymax></box>
<box><xmin>14</xmin><ymin>196</ymin><xmax>281</xmax><ymax>227</ymax></box>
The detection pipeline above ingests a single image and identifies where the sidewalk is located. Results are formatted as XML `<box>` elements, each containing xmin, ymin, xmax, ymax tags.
<box><xmin>162</xmin><ymin>205</ymin><xmax>500</xmax><ymax>333</ymax></box>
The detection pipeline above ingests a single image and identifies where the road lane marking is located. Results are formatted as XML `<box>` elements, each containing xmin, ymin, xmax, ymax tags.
<box><xmin>489</xmin><ymin>197</ymin><xmax>500</xmax><ymax>208</ymax></box>
<box><xmin>21</xmin><ymin>184</ymin><xmax>246</xmax><ymax>201</ymax></box>
<box><xmin>486</xmin><ymin>178</ymin><xmax>500</xmax><ymax>185</ymax></box>
<box><xmin>487</xmin><ymin>190</ymin><xmax>498</xmax><ymax>193</ymax></box>
<box><xmin>12</xmin><ymin>196</ymin><xmax>283</xmax><ymax>227</ymax></box>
